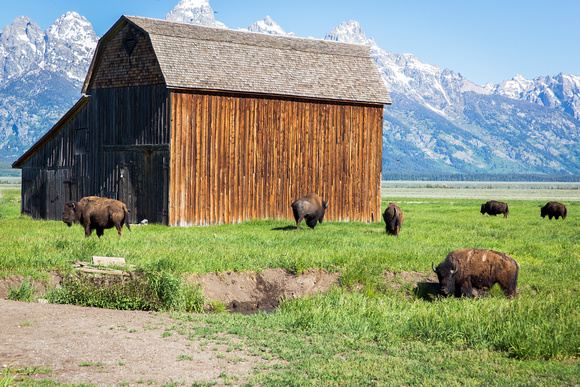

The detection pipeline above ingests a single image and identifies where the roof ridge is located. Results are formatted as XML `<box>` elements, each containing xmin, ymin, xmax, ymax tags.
<box><xmin>123</xmin><ymin>15</ymin><xmax>372</xmax><ymax>58</ymax></box>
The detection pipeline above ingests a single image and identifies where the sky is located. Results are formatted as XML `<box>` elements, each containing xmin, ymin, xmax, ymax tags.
<box><xmin>1</xmin><ymin>0</ymin><xmax>579</xmax><ymax>86</ymax></box>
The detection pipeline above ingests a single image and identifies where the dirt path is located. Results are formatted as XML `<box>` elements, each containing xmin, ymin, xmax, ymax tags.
<box><xmin>0</xmin><ymin>268</ymin><xmax>342</xmax><ymax>385</ymax></box>
<box><xmin>1</xmin><ymin>299</ymin><xmax>266</xmax><ymax>385</ymax></box>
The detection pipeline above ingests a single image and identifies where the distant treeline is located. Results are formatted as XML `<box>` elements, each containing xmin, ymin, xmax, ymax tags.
<box><xmin>0</xmin><ymin>162</ymin><xmax>20</xmax><ymax>177</ymax></box>
<box><xmin>383</xmin><ymin>172</ymin><xmax>580</xmax><ymax>182</ymax></box>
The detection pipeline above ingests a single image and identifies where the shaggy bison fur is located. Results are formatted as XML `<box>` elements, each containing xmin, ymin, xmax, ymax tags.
<box><xmin>480</xmin><ymin>200</ymin><xmax>509</xmax><ymax>218</ymax></box>
<box><xmin>382</xmin><ymin>202</ymin><xmax>404</xmax><ymax>236</ymax></box>
<box><xmin>291</xmin><ymin>193</ymin><xmax>328</xmax><ymax>229</ymax></box>
<box><xmin>63</xmin><ymin>196</ymin><xmax>131</xmax><ymax>237</ymax></box>
<box><xmin>432</xmin><ymin>249</ymin><xmax>520</xmax><ymax>298</ymax></box>
<box><xmin>541</xmin><ymin>201</ymin><xmax>567</xmax><ymax>220</ymax></box>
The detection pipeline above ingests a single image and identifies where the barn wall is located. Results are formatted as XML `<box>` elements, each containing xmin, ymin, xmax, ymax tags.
<box><xmin>19</xmin><ymin>85</ymin><xmax>171</xmax><ymax>224</ymax></box>
<box><xmin>86</xmin><ymin>85</ymin><xmax>171</xmax><ymax>224</ymax></box>
<box><xmin>19</xmin><ymin>101</ymin><xmax>91</xmax><ymax>220</ymax></box>
<box><xmin>169</xmin><ymin>91</ymin><xmax>383</xmax><ymax>226</ymax></box>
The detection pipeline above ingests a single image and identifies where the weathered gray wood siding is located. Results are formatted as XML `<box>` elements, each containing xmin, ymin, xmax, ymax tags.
<box><xmin>18</xmin><ymin>84</ymin><xmax>171</xmax><ymax>224</ymax></box>
<box><xmin>20</xmin><ymin>100</ymin><xmax>91</xmax><ymax>220</ymax></box>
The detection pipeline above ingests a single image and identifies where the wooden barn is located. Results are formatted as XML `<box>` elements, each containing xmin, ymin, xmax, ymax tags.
<box><xmin>12</xmin><ymin>15</ymin><xmax>391</xmax><ymax>226</ymax></box>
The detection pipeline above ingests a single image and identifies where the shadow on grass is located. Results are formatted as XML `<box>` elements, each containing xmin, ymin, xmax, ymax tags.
<box><xmin>271</xmin><ymin>225</ymin><xmax>298</xmax><ymax>231</ymax></box>
<box><xmin>412</xmin><ymin>281</ymin><xmax>442</xmax><ymax>302</ymax></box>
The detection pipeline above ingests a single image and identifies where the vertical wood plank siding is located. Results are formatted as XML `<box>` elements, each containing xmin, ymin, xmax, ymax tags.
<box><xmin>19</xmin><ymin>85</ymin><xmax>171</xmax><ymax>224</ymax></box>
<box><xmin>170</xmin><ymin>91</ymin><xmax>383</xmax><ymax>226</ymax></box>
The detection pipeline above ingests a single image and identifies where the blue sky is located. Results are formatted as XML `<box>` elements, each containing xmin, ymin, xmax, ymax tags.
<box><xmin>1</xmin><ymin>0</ymin><xmax>579</xmax><ymax>86</ymax></box>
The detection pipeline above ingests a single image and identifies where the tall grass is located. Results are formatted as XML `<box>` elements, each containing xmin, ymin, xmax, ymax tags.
<box><xmin>1</xmin><ymin>189</ymin><xmax>580</xmax><ymax>362</ymax></box>
<box><xmin>270</xmin><ymin>288</ymin><xmax>580</xmax><ymax>360</ymax></box>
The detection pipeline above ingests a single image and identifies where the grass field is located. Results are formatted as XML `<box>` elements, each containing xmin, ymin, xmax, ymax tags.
<box><xmin>1</xmin><ymin>187</ymin><xmax>579</xmax><ymax>385</ymax></box>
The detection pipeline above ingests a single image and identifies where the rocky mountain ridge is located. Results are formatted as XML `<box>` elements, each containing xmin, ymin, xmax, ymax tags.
<box><xmin>1</xmin><ymin>0</ymin><xmax>579</xmax><ymax>175</ymax></box>
<box><xmin>0</xmin><ymin>12</ymin><xmax>97</xmax><ymax>158</ymax></box>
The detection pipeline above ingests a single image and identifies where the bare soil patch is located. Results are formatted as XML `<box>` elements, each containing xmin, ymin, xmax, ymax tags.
<box><xmin>0</xmin><ymin>269</ymin><xmax>436</xmax><ymax>385</ymax></box>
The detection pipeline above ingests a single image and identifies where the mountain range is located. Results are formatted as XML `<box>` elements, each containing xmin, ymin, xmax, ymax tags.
<box><xmin>1</xmin><ymin>0</ymin><xmax>579</xmax><ymax>175</ymax></box>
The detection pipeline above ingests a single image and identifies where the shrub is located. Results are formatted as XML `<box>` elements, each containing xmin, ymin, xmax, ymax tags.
<box><xmin>8</xmin><ymin>278</ymin><xmax>37</xmax><ymax>302</ymax></box>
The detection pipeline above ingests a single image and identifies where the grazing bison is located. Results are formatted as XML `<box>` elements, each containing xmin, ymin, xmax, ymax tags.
<box><xmin>541</xmin><ymin>201</ymin><xmax>567</xmax><ymax>220</ymax></box>
<box><xmin>63</xmin><ymin>196</ymin><xmax>131</xmax><ymax>237</ymax></box>
<box><xmin>291</xmin><ymin>193</ymin><xmax>328</xmax><ymax>229</ymax></box>
<box><xmin>383</xmin><ymin>202</ymin><xmax>404</xmax><ymax>236</ymax></box>
<box><xmin>480</xmin><ymin>200</ymin><xmax>509</xmax><ymax>218</ymax></box>
<box><xmin>432</xmin><ymin>249</ymin><xmax>519</xmax><ymax>298</ymax></box>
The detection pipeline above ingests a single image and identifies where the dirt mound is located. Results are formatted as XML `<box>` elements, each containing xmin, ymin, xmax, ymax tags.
<box><xmin>191</xmin><ymin>268</ymin><xmax>340</xmax><ymax>312</ymax></box>
<box><xmin>0</xmin><ymin>269</ymin><xmax>440</xmax><ymax>310</ymax></box>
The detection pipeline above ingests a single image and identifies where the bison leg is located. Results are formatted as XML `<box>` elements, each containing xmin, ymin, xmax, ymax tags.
<box><xmin>292</xmin><ymin>206</ymin><xmax>302</xmax><ymax>229</ymax></box>
<box><xmin>501</xmin><ymin>282</ymin><xmax>518</xmax><ymax>298</ymax></box>
<box><xmin>84</xmin><ymin>224</ymin><xmax>92</xmax><ymax>237</ymax></box>
<box><xmin>459</xmin><ymin>282</ymin><xmax>474</xmax><ymax>298</ymax></box>
<box><xmin>96</xmin><ymin>228</ymin><xmax>104</xmax><ymax>238</ymax></box>
<box><xmin>115</xmin><ymin>223</ymin><xmax>123</xmax><ymax>236</ymax></box>
<box><xmin>305</xmin><ymin>216</ymin><xmax>318</xmax><ymax>229</ymax></box>
<box><xmin>295</xmin><ymin>217</ymin><xmax>303</xmax><ymax>229</ymax></box>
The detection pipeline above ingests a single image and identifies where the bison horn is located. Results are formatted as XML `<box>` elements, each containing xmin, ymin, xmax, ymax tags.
<box><xmin>431</xmin><ymin>262</ymin><xmax>436</xmax><ymax>273</ymax></box>
<box><xmin>450</xmin><ymin>268</ymin><xmax>457</xmax><ymax>275</ymax></box>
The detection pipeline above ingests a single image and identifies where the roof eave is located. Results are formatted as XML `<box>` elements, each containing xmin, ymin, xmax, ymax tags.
<box><xmin>166</xmin><ymin>85</ymin><xmax>391</xmax><ymax>106</ymax></box>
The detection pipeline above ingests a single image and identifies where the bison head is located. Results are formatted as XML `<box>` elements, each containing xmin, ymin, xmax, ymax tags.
<box><xmin>432</xmin><ymin>261</ymin><xmax>457</xmax><ymax>296</ymax></box>
<box><xmin>540</xmin><ymin>205</ymin><xmax>547</xmax><ymax>218</ymax></box>
<box><xmin>480</xmin><ymin>204</ymin><xmax>486</xmax><ymax>214</ymax></box>
<box><xmin>319</xmin><ymin>200</ymin><xmax>329</xmax><ymax>222</ymax></box>
<box><xmin>62</xmin><ymin>201</ymin><xmax>79</xmax><ymax>227</ymax></box>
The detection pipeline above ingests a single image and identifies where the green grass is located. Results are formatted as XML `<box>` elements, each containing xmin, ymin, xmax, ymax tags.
<box><xmin>1</xmin><ymin>188</ymin><xmax>579</xmax><ymax>385</ymax></box>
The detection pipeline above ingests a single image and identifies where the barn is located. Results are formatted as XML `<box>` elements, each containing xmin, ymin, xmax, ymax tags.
<box><xmin>12</xmin><ymin>15</ymin><xmax>391</xmax><ymax>226</ymax></box>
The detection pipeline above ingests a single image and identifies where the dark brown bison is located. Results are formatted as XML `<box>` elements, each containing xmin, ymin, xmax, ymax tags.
<box><xmin>290</xmin><ymin>193</ymin><xmax>328</xmax><ymax>229</ymax></box>
<box><xmin>480</xmin><ymin>200</ymin><xmax>509</xmax><ymax>218</ymax></box>
<box><xmin>541</xmin><ymin>201</ymin><xmax>567</xmax><ymax>220</ymax></box>
<box><xmin>63</xmin><ymin>196</ymin><xmax>131</xmax><ymax>237</ymax></box>
<box><xmin>432</xmin><ymin>249</ymin><xmax>519</xmax><ymax>298</ymax></box>
<box><xmin>383</xmin><ymin>202</ymin><xmax>404</xmax><ymax>236</ymax></box>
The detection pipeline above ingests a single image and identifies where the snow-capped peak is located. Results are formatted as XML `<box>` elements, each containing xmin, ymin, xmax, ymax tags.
<box><xmin>324</xmin><ymin>20</ymin><xmax>376</xmax><ymax>47</ymax></box>
<box><xmin>44</xmin><ymin>12</ymin><xmax>98</xmax><ymax>82</ymax></box>
<box><xmin>484</xmin><ymin>74</ymin><xmax>535</xmax><ymax>98</ymax></box>
<box><xmin>247</xmin><ymin>16</ymin><xmax>292</xmax><ymax>36</ymax></box>
<box><xmin>165</xmin><ymin>0</ymin><xmax>227</xmax><ymax>29</ymax></box>
<box><xmin>46</xmin><ymin>12</ymin><xmax>97</xmax><ymax>48</ymax></box>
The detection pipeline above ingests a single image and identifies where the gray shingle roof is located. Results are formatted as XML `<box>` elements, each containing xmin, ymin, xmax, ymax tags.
<box><xmin>88</xmin><ymin>16</ymin><xmax>391</xmax><ymax>105</ymax></box>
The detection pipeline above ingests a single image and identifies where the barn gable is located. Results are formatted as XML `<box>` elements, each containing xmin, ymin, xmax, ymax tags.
<box><xmin>85</xmin><ymin>20</ymin><xmax>165</xmax><ymax>90</ymax></box>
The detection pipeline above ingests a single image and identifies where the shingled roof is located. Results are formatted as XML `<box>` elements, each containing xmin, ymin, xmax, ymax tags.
<box><xmin>83</xmin><ymin>16</ymin><xmax>391</xmax><ymax>105</ymax></box>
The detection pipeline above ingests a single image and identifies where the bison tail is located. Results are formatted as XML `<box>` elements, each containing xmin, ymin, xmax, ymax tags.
<box><xmin>124</xmin><ymin>208</ymin><xmax>131</xmax><ymax>231</ymax></box>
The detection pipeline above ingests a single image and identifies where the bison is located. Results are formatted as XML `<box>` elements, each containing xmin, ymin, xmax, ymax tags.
<box><xmin>383</xmin><ymin>202</ymin><xmax>404</xmax><ymax>236</ymax></box>
<box><xmin>541</xmin><ymin>201</ymin><xmax>567</xmax><ymax>220</ymax></box>
<box><xmin>290</xmin><ymin>193</ymin><xmax>328</xmax><ymax>229</ymax></box>
<box><xmin>63</xmin><ymin>196</ymin><xmax>131</xmax><ymax>237</ymax></box>
<box><xmin>432</xmin><ymin>249</ymin><xmax>519</xmax><ymax>298</ymax></box>
<box><xmin>480</xmin><ymin>200</ymin><xmax>509</xmax><ymax>218</ymax></box>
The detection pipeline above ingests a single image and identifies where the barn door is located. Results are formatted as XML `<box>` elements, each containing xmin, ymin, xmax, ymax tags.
<box><xmin>46</xmin><ymin>168</ymin><xmax>73</xmax><ymax>220</ymax></box>
<box><xmin>117</xmin><ymin>150</ymin><xmax>169</xmax><ymax>225</ymax></box>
